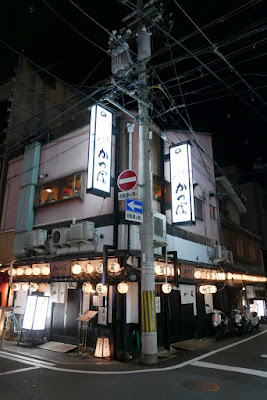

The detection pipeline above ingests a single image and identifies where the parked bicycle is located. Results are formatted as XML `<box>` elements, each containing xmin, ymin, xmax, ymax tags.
<box><xmin>4</xmin><ymin>307</ymin><xmax>23</xmax><ymax>341</ymax></box>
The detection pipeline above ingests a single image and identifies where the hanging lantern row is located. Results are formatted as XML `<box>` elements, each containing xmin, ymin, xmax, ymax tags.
<box><xmin>82</xmin><ymin>281</ymin><xmax>129</xmax><ymax>295</ymax></box>
<box><xmin>194</xmin><ymin>269</ymin><xmax>267</xmax><ymax>283</ymax></box>
<box><xmin>72</xmin><ymin>261</ymin><xmax>121</xmax><ymax>275</ymax></box>
<box><xmin>154</xmin><ymin>264</ymin><xmax>178</xmax><ymax>277</ymax></box>
<box><xmin>12</xmin><ymin>282</ymin><xmax>47</xmax><ymax>292</ymax></box>
<box><xmin>8</xmin><ymin>265</ymin><xmax>50</xmax><ymax>277</ymax></box>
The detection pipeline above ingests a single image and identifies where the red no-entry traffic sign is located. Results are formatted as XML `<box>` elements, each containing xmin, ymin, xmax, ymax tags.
<box><xmin>117</xmin><ymin>169</ymin><xmax>137</xmax><ymax>191</ymax></box>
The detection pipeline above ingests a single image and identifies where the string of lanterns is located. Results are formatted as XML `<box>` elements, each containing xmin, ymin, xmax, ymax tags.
<box><xmin>8</xmin><ymin>265</ymin><xmax>50</xmax><ymax>277</ymax></box>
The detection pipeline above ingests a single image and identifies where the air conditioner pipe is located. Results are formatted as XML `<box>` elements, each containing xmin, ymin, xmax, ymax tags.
<box><xmin>33</xmin><ymin>217</ymin><xmax>76</xmax><ymax>229</ymax></box>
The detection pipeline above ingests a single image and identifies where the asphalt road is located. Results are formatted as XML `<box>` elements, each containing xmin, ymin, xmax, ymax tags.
<box><xmin>0</xmin><ymin>329</ymin><xmax>267</xmax><ymax>400</ymax></box>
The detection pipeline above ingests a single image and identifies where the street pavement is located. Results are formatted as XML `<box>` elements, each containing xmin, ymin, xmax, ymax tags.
<box><xmin>0</xmin><ymin>327</ymin><xmax>267</xmax><ymax>399</ymax></box>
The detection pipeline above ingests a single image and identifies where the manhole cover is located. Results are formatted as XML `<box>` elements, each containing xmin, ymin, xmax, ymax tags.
<box><xmin>181</xmin><ymin>381</ymin><xmax>220</xmax><ymax>392</ymax></box>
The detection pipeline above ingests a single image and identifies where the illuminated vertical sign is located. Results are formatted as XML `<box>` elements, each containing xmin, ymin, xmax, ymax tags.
<box><xmin>87</xmin><ymin>105</ymin><xmax>112</xmax><ymax>197</ymax></box>
<box><xmin>170</xmin><ymin>141</ymin><xmax>195</xmax><ymax>224</ymax></box>
<box><xmin>32</xmin><ymin>296</ymin><xmax>49</xmax><ymax>330</ymax></box>
<box><xmin>22</xmin><ymin>295</ymin><xmax>37</xmax><ymax>330</ymax></box>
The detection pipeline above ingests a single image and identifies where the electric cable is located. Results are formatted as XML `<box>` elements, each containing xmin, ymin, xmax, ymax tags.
<box><xmin>173</xmin><ymin>0</ymin><xmax>267</xmax><ymax>109</ymax></box>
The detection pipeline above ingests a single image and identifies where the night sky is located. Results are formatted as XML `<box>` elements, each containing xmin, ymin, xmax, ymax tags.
<box><xmin>1</xmin><ymin>0</ymin><xmax>266</xmax><ymax>173</ymax></box>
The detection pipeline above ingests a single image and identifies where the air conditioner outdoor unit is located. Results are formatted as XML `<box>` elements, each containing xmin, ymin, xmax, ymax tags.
<box><xmin>68</xmin><ymin>221</ymin><xmax>95</xmax><ymax>243</ymax></box>
<box><xmin>214</xmin><ymin>245</ymin><xmax>226</xmax><ymax>261</ymax></box>
<box><xmin>224</xmin><ymin>250</ymin><xmax>234</xmax><ymax>264</ymax></box>
<box><xmin>51</xmin><ymin>228</ymin><xmax>70</xmax><ymax>246</ymax></box>
<box><xmin>25</xmin><ymin>229</ymin><xmax>47</xmax><ymax>248</ymax></box>
<box><xmin>153</xmin><ymin>211</ymin><xmax>167</xmax><ymax>247</ymax></box>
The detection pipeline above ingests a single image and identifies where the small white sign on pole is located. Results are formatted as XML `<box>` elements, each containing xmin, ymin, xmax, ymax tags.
<box><xmin>125</xmin><ymin>211</ymin><xmax>143</xmax><ymax>223</ymax></box>
<box><xmin>155</xmin><ymin>296</ymin><xmax>161</xmax><ymax>313</ymax></box>
<box><xmin>118</xmin><ymin>188</ymin><xmax>139</xmax><ymax>201</ymax></box>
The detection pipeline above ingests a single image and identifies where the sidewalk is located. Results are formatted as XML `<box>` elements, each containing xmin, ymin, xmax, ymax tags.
<box><xmin>1</xmin><ymin>327</ymin><xmax>266</xmax><ymax>372</ymax></box>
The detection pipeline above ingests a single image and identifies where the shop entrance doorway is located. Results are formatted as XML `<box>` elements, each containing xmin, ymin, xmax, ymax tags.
<box><xmin>51</xmin><ymin>288</ymin><xmax>80</xmax><ymax>345</ymax></box>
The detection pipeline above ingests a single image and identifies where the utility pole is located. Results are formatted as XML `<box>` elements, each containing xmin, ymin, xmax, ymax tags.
<box><xmin>137</xmin><ymin>0</ymin><xmax>158</xmax><ymax>364</ymax></box>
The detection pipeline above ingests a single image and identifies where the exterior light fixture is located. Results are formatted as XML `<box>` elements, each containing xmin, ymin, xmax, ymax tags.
<box><xmin>8</xmin><ymin>269</ymin><xmax>17</xmax><ymax>277</ymax></box>
<box><xmin>21</xmin><ymin>282</ymin><xmax>30</xmax><ymax>292</ymax></box>
<box><xmin>16</xmin><ymin>267</ymin><xmax>24</xmax><ymax>276</ymax></box>
<box><xmin>32</xmin><ymin>266</ymin><xmax>41</xmax><ymax>276</ymax></box>
<box><xmin>38</xmin><ymin>283</ymin><xmax>47</xmax><ymax>292</ymax></box>
<box><xmin>109</xmin><ymin>262</ymin><xmax>120</xmax><ymax>273</ymax></box>
<box><xmin>162</xmin><ymin>283</ymin><xmax>172</xmax><ymax>294</ymax></box>
<box><xmin>167</xmin><ymin>266</ymin><xmax>174</xmax><ymax>276</ymax></box>
<box><xmin>227</xmin><ymin>273</ymin><xmax>233</xmax><ymax>280</ymax></box>
<box><xmin>96</xmin><ymin>283</ymin><xmax>107</xmax><ymax>295</ymax></box>
<box><xmin>12</xmin><ymin>283</ymin><xmax>21</xmax><ymax>291</ymax></box>
<box><xmin>25</xmin><ymin>267</ymin><xmax>33</xmax><ymax>276</ymax></box>
<box><xmin>155</xmin><ymin>264</ymin><xmax>164</xmax><ymax>276</ymax></box>
<box><xmin>194</xmin><ymin>270</ymin><xmax>201</xmax><ymax>279</ymax></box>
<box><xmin>41</xmin><ymin>265</ymin><xmax>50</xmax><ymax>276</ymax></box>
<box><xmin>82</xmin><ymin>282</ymin><xmax>93</xmax><ymax>294</ymax></box>
<box><xmin>96</xmin><ymin>262</ymin><xmax>103</xmax><ymax>274</ymax></box>
<box><xmin>117</xmin><ymin>282</ymin><xmax>129</xmax><ymax>294</ymax></box>
<box><xmin>85</xmin><ymin>263</ymin><xmax>94</xmax><ymax>274</ymax></box>
<box><xmin>30</xmin><ymin>282</ymin><xmax>38</xmax><ymax>292</ymax></box>
<box><xmin>72</xmin><ymin>264</ymin><xmax>82</xmax><ymax>275</ymax></box>
<box><xmin>216</xmin><ymin>272</ymin><xmax>226</xmax><ymax>281</ymax></box>
<box><xmin>199</xmin><ymin>285</ymin><xmax>217</xmax><ymax>294</ymax></box>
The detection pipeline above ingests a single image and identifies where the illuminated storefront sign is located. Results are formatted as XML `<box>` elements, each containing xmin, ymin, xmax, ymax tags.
<box><xmin>170</xmin><ymin>142</ymin><xmax>195</xmax><ymax>224</ymax></box>
<box><xmin>22</xmin><ymin>295</ymin><xmax>49</xmax><ymax>331</ymax></box>
<box><xmin>32</xmin><ymin>297</ymin><xmax>49</xmax><ymax>330</ymax></box>
<box><xmin>22</xmin><ymin>296</ymin><xmax>37</xmax><ymax>330</ymax></box>
<box><xmin>199</xmin><ymin>285</ymin><xmax>217</xmax><ymax>294</ymax></box>
<box><xmin>87</xmin><ymin>105</ymin><xmax>112</xmax><ymax>197</ymax></box>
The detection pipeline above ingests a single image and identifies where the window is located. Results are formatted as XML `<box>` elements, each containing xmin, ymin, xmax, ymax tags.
<box><xmin>210</xmin><ymin>204</ymin><xmax>216</xmax><ymax>219</ymax></box>
<box><xmin>35</xmin><ymin>172</ymin><xmax>83</xmax><ymax>207</ymax></box>
<box><xmin>195</xmin><ymin>197</ymin><xmax>203</xmax><ymax>220</ymax></box>
<box><xmin>153</xmin><ymin>175</ymin><xmax>171</xmax><ymax>203</ymax></box>
<box><xmin>249</xmin><ymin>243</ymin><xmax>257</xmax><ymax>264</ymax></box>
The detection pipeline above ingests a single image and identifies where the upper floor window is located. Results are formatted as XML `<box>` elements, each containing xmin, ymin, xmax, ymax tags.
<box><xmin>153</xmin><ymin>175</ymin><xmax>171</xmax><ymax>203</ymax></box>
<box><xmin>195</xmin><ymin>197</ymin><xmax>203</xmax><ymax>220</ymax></box>
<box><xmin>35</xmin><ymin>172</ymin><xmax>84</xmax><ymax>207</ymax></box>
<box><xmin>210</xmin><ymin>204</ymin><xmax>216</xmax><ymax>219</ymax></box>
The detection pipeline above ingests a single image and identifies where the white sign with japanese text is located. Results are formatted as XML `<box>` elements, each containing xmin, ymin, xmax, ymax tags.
<box><xmin>32</xmin><ymin>296</ymin><xmax>49</xmax><ymax>330</ymax></box>
<box><xmin>170</xmin><ymin>142</ymin><xmax>195</xmax><ymax>224</ymax></box>
<box><xmin>87</xmin><ymin>105</ymin><xmax>112</xmax><ymax>197</ymax></box>
<box><xmin>22</xmin><ymin>295</ymin><xmax>37</xmax><ymax>330</ymax></box>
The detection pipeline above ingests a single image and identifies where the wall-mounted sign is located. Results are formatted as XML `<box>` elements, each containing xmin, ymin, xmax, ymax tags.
<box><xmin>170</xmin><ymin>142</ymin><xmax>195</xmax><ymax>224</ymax></box>
<box><xmin>180</xmin><ymin>264</ymin><xmax>195</xmax><ymax>280</ymax></box>
<box><xmin>32</xmin><ymin>297</ymin><xmax>49</xmax><ymax>330</ymax></box>
<box><xmin>50</xmin><ymin>260</ymin><xmax>71</xmax><ymax>277</ymax></box>
<box><xmin>22</xmin><ymin>296</ymin><xmax>37</xmax><ymax>330</ymax></box>
<box><xmin>87</xmin><ymin>105</ymin><xmax>112</xmax><ymax>197</ymax></box>
<box><xmin>98</xmin><ymin>306</ymin><xmax>107</xmax><ymax>325</ymax></box>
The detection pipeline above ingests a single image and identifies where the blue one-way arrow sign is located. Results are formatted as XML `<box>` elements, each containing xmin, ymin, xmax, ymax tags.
<box><xmin>125</xmin><ymin>198</ymin><xmax>143</xmax><ymax>214</ymax></box>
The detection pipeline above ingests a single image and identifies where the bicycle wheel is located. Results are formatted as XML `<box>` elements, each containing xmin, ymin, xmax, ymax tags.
<box><xmin>4</xmin><ymin>319</ymin><xmax>15</xmax><ymax>340</ymax></box>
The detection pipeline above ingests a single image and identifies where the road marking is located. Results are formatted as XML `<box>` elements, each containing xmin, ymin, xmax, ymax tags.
<box><xmin>261</xmin><ymin>354</ymin><xmax>267</xmax><ymax>358</ymax></box>
<box><xmin>0</xmin><ymin>366</ymin><xmax>39</xmax><ymax>376</ymax></box>
<box><xmin>0</xmin><ymin>329</ymin><xmax>266</xmax><ymax>375</ymax></box>
<box><xmin>0</xmin><ymin>351</ymin><xmax>56</xmax><ymax>367</ymax></box>
<box><xmin>192</xmin><ymin>361</ymin><xmax>267</xmax><ymax>378</ymax></box>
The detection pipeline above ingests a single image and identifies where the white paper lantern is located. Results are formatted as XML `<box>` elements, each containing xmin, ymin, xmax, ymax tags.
<box><xmin>155</xmin><ymin>264</ymin><xmax>164</xmax><ymax>276</ymax></box>
<box><xmin>96</xmin><ymin>262</ymin><xmax>103</xmax><ymax>274</ymax></box>
<box><xmin>162</xmin><ymin>283</ymin><xmax>172</xmax><ymax>294</ymax></box>
<box><xmin>32</xmin><ymin>266</ymin><xmax>41</xmax><ymax>276</ymax></box>
<box><xmin>85</xmin><ymin>263</ymin><xmax>94</xmax><ymax>274</ymax></box>
<box><xmin>227</xmin><ymin>272</ymin><xmax>233</xmax><ymax>280</ymax></box>
<box><xmin>167</xmin><ymin>266</ymin><xmax>174</xmax><ymax>276</ymax></box>
<box><xmin>82</xmin><ymin>282</ymin><xmax>93</xmax><ymax>293</ymax></box>
<box><xmin>117</xmin><ymin>282</ymin><xmax>128</xmax><ymax>294</ymax></box>
<box><xmin>72</xmin><ymin>263</ymin><xmax>82</xmax><ymax>275</ymax></box>
<box><xmin>25</xmin><ymin>267</ymin><xmax>33</xmax><ymax>276</ymax></box>
<box><xmin>16</xmin><ymin>267</ymin><xmax>24</xmax><ymax>276</ymax></box>
<box><xmin>109</xmin><ymin>262</ymin><xmax>120</xmax><ymax>273</ymax></box>
<box><xmin>12</xmin><ymin>283</ymin><xmax>20</xmax><ymax>291</ymax></box>
<box><xmin>199</xmin><ymin>285</ymin><xmax>217</xmax><ymax>294</ymax></box>
<box><xmin>8</xmin><ymin>269</ymin><xmax>17</xmax><ymax>277</ymax></box>
<box><xmin>96</xmin><ymin>283</ymin><xmax>107</xmax><ymax>295</ymax></box>
<box><xmin>194</xmin><ymin>270</ymin><xmax>201</xmax><ymax>279</ymax></box>
<box><xmin>38</xmin><ymin>283</ymin><xmax>47</xmax><ymax>292</ymax></box>
<box><xmin>177</xmin><ymin>267</ymin><xmax>180</xmax><ymax>276</ymax></box>
<box><xmin>21</xmin><ymin>282</ymin><xmax>30</xmax><ymax>292</ymax></box>
<box><xmin>41</xmin><ymin>265</ymin><xmax>50</xmax><ymax>276</ymax></box>
<box><xmin>30</xmin><ymin>282</ymin><xmax>38</xmax><ymax>292</ymax></box>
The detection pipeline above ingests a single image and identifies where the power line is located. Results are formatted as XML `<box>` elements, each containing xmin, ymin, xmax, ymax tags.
<box><xmin>42</xmin><ymin>0</ymin><xmax>109</xmax><ymax>55</ymax></box>
<box><xmin>173</xmin><ymin>0</ymin><xmax>267</xmax><ymax>109</ymax></box>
